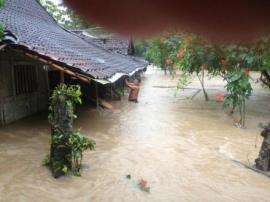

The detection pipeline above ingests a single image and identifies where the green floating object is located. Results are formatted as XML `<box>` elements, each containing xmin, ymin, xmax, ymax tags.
<box><xmin>138</xmin><ymin>185</ymin><xmax>150</xmax><ymax>193</ymax></box>
<box><xmin>126</xmin><ymin>176</ymin><xmax>151</xmax><ymax>193</ymax></box>
<box><xmin>138</xmin><ymin>179</ymin><xmax>151</xmax><ymax>193</ymax></box>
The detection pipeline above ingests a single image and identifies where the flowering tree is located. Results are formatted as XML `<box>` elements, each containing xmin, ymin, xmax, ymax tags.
<box><xmin>145</xmin><ymin>31</ymin><xmax>270</xmax><ymax>127</ymax></box>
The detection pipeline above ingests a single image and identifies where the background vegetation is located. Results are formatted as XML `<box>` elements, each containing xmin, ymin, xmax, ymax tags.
<box><xmin>144</xmin><ymin>32</ymin><xmax>270</xmax><ymax>127</ymax></box>
<box><xmin>40</xmin><ymin>0</ymin><xmax>94</xmax><ymax>30</ymax></box>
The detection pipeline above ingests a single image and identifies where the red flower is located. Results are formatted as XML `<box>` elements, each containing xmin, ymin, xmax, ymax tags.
<box><xmin>215</xmin><ymin>93</ymin><xmax>224</xmax><ymax>102</ymax></box>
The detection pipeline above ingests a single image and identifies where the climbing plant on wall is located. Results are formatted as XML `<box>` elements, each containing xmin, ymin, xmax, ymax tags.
<box><xmin>44</xmin><ymin>84</ymin><xmax>96</xmax><ymax>178</ymax></box>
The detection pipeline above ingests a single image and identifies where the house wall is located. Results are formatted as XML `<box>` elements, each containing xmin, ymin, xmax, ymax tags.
<box><xmin>0</xmin><ymin>50</ymin><xmax>49</xmax><ymax>125</ymax></box>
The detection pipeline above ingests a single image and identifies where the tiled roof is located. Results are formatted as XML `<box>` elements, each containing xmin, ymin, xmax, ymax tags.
<box><xmin>72</xmin><ymin>30</ymin><xmax>130</xmax><ymax>55</ymax></box>
<box><xmin>0</xmin><ymin>0</ymin><xmax>148</xmax><ymax>80</ymax></box>
<box><xmin>91</xmin><ymin>38</ymin><xmax>130</xmax><ymax>55</ymax></box>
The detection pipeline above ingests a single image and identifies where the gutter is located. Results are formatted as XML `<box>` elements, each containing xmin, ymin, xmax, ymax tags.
<box><xmin>107</xmin><ymin>66</ymin><xmax>147</xmax><ymax>83</ymax></box>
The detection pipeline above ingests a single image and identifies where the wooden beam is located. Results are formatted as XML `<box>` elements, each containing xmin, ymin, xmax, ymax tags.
<box><xmin>11</xmin><ymin>48</ymin><xmax>91</xmax><ymax>83</ymax></box>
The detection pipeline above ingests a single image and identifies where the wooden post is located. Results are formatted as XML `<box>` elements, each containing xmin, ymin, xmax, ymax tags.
<box><xmin>110</xmin><ymin>85</ymin><xmax>113</xmax><ymax>100</ymax></box>
<box><xmin>45</xmin><ymin>65</ymin><xmax>50</xmax><ymax>98</ymax></box>
<box><xmin>255</xmin><ymin>124</ymin><xmax>270</xmax><ymax>171</ymax></box>
<box><xmin>60</xmin><ymin>71</ymin><xmax>65</xmax><ymax>83</ymax></box>
<box><xmin>122</xmin><ymin>79</ymin><xmax>125</xmax><ymax>96</ymax></box>
<box><xmin>95</xmin><ymin>82</ymin><xmax>99</xmax><ymax>110</ymax></box>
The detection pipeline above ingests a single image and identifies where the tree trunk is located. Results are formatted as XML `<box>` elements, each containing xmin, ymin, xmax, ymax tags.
<box><xmin>255</xmin><ymin>124</ymin><xmax>270</xmax><ymax>171</ymax></box>
<box><xmin>260</xmin><ymin>70</ymin><xmax>270</xmax><ymax>88</ymax></box>
<box><xmin>238</xmin><ymin>96</ymin><xmax>246</xmax><ymax>128</ymax></box>
<box><xmin>197</xmin><ymin>71</ymin><xmax>209</xmax><ymax>101</ymax></box>
<box><xmin>50</xmin><ymin>99</ymin><xmax>74</xmax><ymax>178</ymax></box>
<box><xmin>164</xmin><ymin>67</ymin><xmax>167</xmax><ymax>75</ymax></box>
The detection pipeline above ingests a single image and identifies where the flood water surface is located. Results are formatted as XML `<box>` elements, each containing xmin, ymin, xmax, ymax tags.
<box><xmin>0</xmin><ymin>68</ymin><xmax>270</xmax><ymax>202</ymax></box>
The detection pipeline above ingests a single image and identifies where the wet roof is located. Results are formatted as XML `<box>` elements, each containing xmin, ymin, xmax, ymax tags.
<box><xmin>0</xmin><ymin>0</ymin><xmax>147</xmax><ymax>80</ymax></box>
<box><xmin>72</xmin><ymin>29</ymin><xmax>130</xmax><ymax>55</ymax></box>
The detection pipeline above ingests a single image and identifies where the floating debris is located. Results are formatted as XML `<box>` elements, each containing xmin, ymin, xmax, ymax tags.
<box><xmin>215</xmin><ymin>93</ymin><xmax>224</xmax><ymax>102</ymax></box>
<box><xmin>138</xmin><ymin>179</ymin><xmax>150</xmax><ymax>193</ymax></box>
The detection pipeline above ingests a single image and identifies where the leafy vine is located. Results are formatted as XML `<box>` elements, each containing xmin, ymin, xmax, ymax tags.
<box><xmin>44</xmin><ymin>84</ymin><xmax>96</xmax><ymax>177</ymax></box>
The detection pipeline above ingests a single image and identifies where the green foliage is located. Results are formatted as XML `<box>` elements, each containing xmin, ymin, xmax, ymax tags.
<box><xmin>48</xmin><ymin>84</ymin><xmax>81</xmax><ymax>125</ymax></box>
<box><xmin>0</xmin><ymin>0</ymin><xmax>4</xmax><ymax>8</ymax></box>
<box><xmin>144</xmin><ymin>31</ymin><xmax>270</xmax><ymax>126</ymax></box>
<box><xmin>69</xmin><ymin>130</ymin><xmax>96</xmax><ymax>175</ymax></box>
<box><xmin>223</xmin><ymin>69</ymin><xmax>252</xmax><ymax>127</ymax></box>
<box><xmin>0</xmin><ymin>0</ymin><xmax>5</xmax><ymax>38</ymax></box>
<box><xmin>0</xmin><ymin>21</ymin><xmax>4</xmax><ymax>38</ymax></box>
<box><xmin>43</xmin><ymin>154</ymin><xmax>50</xmax><ymax>166</ymax></box>
<box><xmin>46</xmin><ymin>84</ymin><xmax>95</xmax><ymax>177</ymax></box>
<box><xmin>176</xmin><ymin>72</ymin><xmax>191</xmax><ymax>89</ymax></box>
<box><xmin>145</xmin><ymin>37</ymin><xmax>167</xmax><ymax>69</ymax></box>
<box><xmin>133</xmin><ymin>40</ymin><xmax>148</xmax><ymax>57</ymax></box>
<box><xmin>223</xmin><ymin>69</ymin><xmax>252</xmax><ymax>106</ymax></box>
<box><xmin>40</xmin><ymin>0</ymin><xmax>93</xmax><ymax>29</ymax></box>
<box><xmin>48</xmin><ymin>129</ymin><xmax>96</xmax><ymax>176</ymax></box>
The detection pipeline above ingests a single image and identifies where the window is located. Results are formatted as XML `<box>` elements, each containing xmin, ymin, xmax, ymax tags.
<box><xmin>14</xmin><ymin>64</ymin><xmax>37</xmax><ymax>95</ymax></box>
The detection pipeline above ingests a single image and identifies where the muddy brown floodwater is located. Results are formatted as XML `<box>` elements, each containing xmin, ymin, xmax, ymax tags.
<box><xmin>0</xmin><ymin>67</ymin><xmax>270</xmax><ymax>202</ymax></box>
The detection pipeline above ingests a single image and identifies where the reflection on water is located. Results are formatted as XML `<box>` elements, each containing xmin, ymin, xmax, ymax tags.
<box><xmin>0</xmin><ymin>68</ymin><xmax>270</xmax><ymax>202</ymax></box>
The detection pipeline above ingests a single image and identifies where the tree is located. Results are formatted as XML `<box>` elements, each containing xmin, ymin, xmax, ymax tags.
<box><xmin>45</xmin><ymin>84</ymin><xmax>95</xmax><ymax>178</ymax></box>
<box><xmin>145</xmin><ymin>31</ymin><xmax>270</xmax><ymax>127</ymax></box>
<box><xmin>39</xmin><ymin>0</ymin><xmax>93</xmax><ymax>29</ymax></box>
<box><xmin>255</xmin><ymin>124</ymin><xmax>270</xmax><ymax>171</ymax></box>
<box><xmin>145</xmin><ymin>32</ymin><xmax>181</xmax><ymax>75</ymax></box>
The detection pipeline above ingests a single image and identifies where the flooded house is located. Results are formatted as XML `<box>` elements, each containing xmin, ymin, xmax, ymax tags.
<box><xmin>0</xmin><ymin>0</ymin><xmax>148</xmax><ymax>125</ymax></box>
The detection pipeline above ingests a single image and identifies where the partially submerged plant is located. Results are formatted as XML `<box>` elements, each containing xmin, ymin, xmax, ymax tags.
<box><xmin>138</xmin><ymin>179</ymin><xmax>150</xmax><ymax>193</ymax></box>
<box><xmin>255</xmin><ymin>124</ymin><xmax>270</xmax><ymax>171</ymax></box>
<box><xmin>44</xmin><ymin>83</ymin><xmax>95</xmax><ymax>178</ymax></box>
<box><xmin>223</xmin><ymin>69</ymin><xmax>252</xmax><ymax>127</ymax></box>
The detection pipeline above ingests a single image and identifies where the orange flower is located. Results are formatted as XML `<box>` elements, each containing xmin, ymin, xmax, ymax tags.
<box><xmin>177</xmin><ymin>48</ymin><xmax>185</xmax><ymax>58</ymax></box>
<box><xmin>215</xmin><ymin>93</ymin><xmax>224</xmax><ymax>102</ymax></box>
